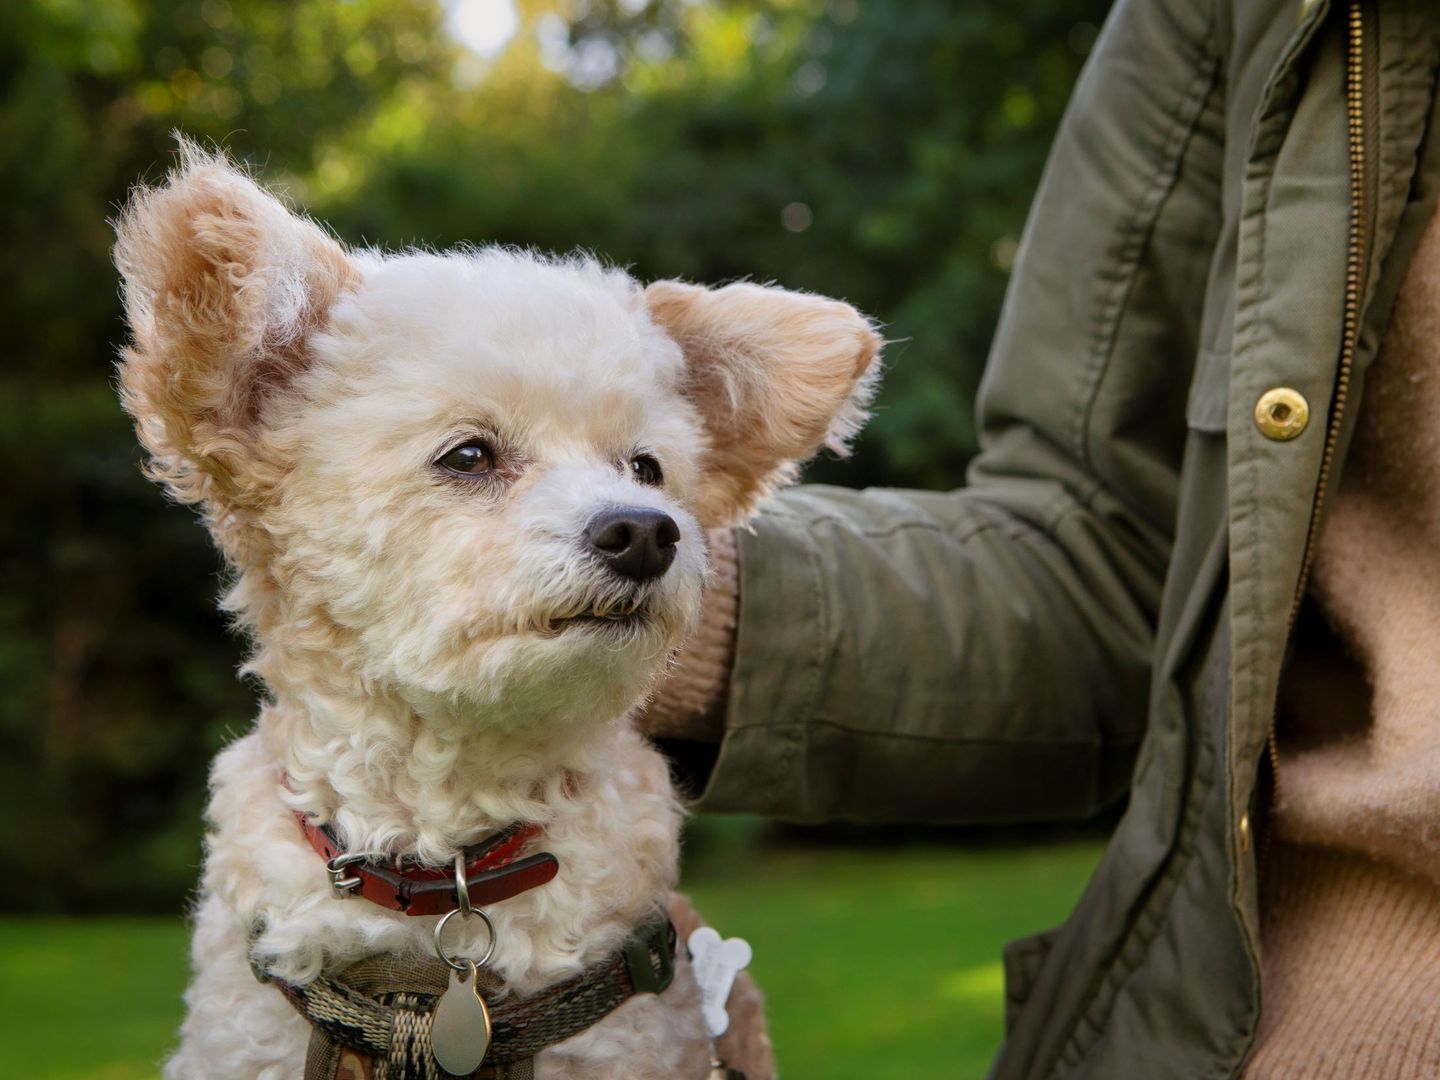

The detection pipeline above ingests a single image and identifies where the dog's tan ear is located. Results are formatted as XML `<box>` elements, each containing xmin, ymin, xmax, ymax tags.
<box><xmin>645</xmin><ymin>281</ymin><xmax>881</xmax><ymax>527</ymax></box>
<box><xmin>113</xmin><ymin>141</ymin><xmax>357</xmax><ymax>525</ymax></box>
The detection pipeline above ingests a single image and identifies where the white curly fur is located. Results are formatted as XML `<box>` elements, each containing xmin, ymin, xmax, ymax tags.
<box><xmin>113</xmin><ymin>145</ymin><xmax>880</xmax><ymax>1080</ymax></box>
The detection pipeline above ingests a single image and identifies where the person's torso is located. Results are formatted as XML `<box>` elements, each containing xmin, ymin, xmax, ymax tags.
<box><xmin>993</xmin><ymin>2</ymin><xmax>1440</xmax><ymax>1077</ymax></box>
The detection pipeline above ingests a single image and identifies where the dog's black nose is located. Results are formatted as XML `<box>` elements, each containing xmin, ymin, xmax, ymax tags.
<box><xmin>584</xmin><ymin>507</ymin><xmax>680</xmax><ymax>581</ymax></box>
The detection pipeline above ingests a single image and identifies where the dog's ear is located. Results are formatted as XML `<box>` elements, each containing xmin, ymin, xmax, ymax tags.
<box><xmin>113</xmin><ymin>141</ymin><xmax>358</xmax><ymax>530</ymax></box>
<box><xmin>645</xmin><ymin>281</ymin><xmax>881</xmax><ymax>527</ymax></box>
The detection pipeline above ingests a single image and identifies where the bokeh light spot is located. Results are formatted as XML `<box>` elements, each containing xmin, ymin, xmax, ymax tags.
<box><xmin>249</xmin><ymin>73</ymin><xmax>281</xmax><ymax>105</ymax></box>
<box><xmin>782</xmin><ymin>202</ymin><xmax>814</xmax><ymax>233</ymax></box>
<box><xmin>793</xmin><ymin>61</ymin><xmax>827</xmax><ymax>96</ymax></box>
<box><xmin>209</xmin><ymin>85</ymin><xmax>243</xmax><ymax>119</ymax></box>
<box><xmin>200</xmin><ymin>0</ymin><xmax>233</xmax><ymax>30</ymax></box>
<box><xmin>200</xmin><ymin>46</ymin><xmax>233</xmax><ymax>80</ymax></box>
<box><xmin>445</xmin><ymin>0</ymin><xmax>518</xmax><ymax>59</ymax></box>
<box><xmin>395</xmin><ymin>31</ymin><xmax>428</xmax><ymax>64</ymax></box>
<box><xmin>991</xmin><ymin>235</ymin><xmax>1020</xmax><ymax>271</ymax></box>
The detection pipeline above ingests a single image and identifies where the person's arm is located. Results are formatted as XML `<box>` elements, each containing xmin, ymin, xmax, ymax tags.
<box><xmin>661</xmin><ymin>0</ymin><xmax>1225</xmax><ymax>824</ymax></box>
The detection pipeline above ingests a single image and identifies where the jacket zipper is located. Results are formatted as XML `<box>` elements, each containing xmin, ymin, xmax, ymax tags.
<box><xmin>1261</xmin><ymin>0</ymin><xmax>1373</xmax><ymax>854</ymax></box>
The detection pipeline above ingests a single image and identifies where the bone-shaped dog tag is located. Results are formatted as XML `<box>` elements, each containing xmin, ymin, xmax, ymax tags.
<box><xmin>431</xmin><ymin>959</ymin><xmax>492</xmax><ymax>1076</ymax></box>
<box><xmin>688</xmin><ymin>926</ymin><xmax>753</xmax><ymax>1038</ymax></box>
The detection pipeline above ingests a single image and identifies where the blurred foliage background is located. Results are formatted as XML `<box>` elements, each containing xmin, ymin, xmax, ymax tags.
<box><xmin>4</xmin><ymin>1</ymin><xmax>1118</xmax><ymax>1073</ymax></box>
<box><xmin>1</xmin><ymin>0</ymin><xmax>1110</xmax><ymax>916</ymax></box>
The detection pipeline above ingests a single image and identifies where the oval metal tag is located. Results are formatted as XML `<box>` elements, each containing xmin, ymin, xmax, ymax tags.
<box><xmin>431</xmin><ymin>962</ymin><xmax>492</xmax><ymax>1076</ymax></box>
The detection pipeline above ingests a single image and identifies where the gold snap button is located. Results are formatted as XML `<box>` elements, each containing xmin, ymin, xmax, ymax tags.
<box><xmin>1238</xmin><ymin>812</ymin><xmax>1252</xmax><ymax>854</ymax></box>
<box><xmin>1255</xmin><ymin>388</ymin><xmax>1309</xmax><ymax>441</ymax></box>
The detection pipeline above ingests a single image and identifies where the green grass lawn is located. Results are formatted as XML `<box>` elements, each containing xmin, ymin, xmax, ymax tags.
<box><xmin>0</xmin><ymin>836</ymin><xmax>1101</xmax><ymax>1080</ymax></box>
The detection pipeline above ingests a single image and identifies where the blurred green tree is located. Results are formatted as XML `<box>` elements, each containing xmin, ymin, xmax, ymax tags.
<box><xmin>0</xmin><ymin>0</ymin><xmax>457</xmax><ymax>912</ymax></box>
<box><xmin>0</xmin><ymin>0</ymin><xmax>1108</xmax><ymax>911</ymax></box>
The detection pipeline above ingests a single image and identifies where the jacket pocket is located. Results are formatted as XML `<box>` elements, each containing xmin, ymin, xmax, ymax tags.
<box><xmin>1002</xmin><ymin>925</ymin><xmax>1063</xmax><ymax>1033</ymax></box>
<box><xmin>1184</xmin><ymin>345</ymin><xmax>1230</xmax><ymax>434</ymax></box>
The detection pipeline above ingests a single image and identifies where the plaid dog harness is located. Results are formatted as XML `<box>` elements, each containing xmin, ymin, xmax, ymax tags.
<box><xmin>263</xmin><ymin>797</ymin><xmax>725</xmax><ymax>1077</ymax></box>
<box><xmin>251</xmin><ymin>917</ymin><xmax>677</xmax><ymax>1079</ymax></box>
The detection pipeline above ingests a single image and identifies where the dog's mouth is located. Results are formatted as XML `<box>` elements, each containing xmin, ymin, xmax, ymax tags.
<box><xmin>554</xmin><ymin>611</ymin><xmax>650</xmax><ymax>631</ymax></box>
<box><xmin>545</xmin><ymin>602</ymin><xmax>654</xmax><ymax>636</ymax></box>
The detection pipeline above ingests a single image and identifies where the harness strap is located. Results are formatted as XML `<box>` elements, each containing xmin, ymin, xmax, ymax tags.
<box><xmin>254</xmin><ymin>917</ymin><xmax>676</xmax><ymax>1078</ymax></box>
<box><xmin>306</xmin><ymin>1022</ymin><xmax>536</xmax><ymax>1079</ymax></box>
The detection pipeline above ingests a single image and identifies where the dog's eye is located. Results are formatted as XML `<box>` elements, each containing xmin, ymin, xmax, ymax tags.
<box><xmin>438</xmin><ymin>440</ymin><xmax>495</xmax><ymax>476</ymax></box>
<box><xmin>630</xmin><ymin>454</ymin><xmax>663</xmax><ymax>487</ymax></box>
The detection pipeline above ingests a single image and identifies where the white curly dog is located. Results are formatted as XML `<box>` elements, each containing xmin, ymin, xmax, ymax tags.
<box><xmin>113</xmin><ymin>143</ymin><xmax>879</xmax><ymax>1080</ymax></box>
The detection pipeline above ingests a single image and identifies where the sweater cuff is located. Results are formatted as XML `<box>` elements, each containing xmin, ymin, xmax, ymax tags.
<box><xmin>643</xmin><ymin>527</ymin><xmax>739</xmax><ymax>741</ymax></box>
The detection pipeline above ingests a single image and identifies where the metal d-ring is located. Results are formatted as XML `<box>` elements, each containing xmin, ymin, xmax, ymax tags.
<box><xmin>454</xmin><ymin>852</ymin><xmax>472</xmax><ymax>916</ymax></box>
<box><xmin>434</xmin><ymin>906</ymin><xmax>496</xmax><ymax>972</ymax></box>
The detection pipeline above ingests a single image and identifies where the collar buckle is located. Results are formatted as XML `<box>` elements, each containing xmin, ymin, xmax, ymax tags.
<box><xmin>325</xmin><ymin>851</ymin><xmax>379</xmax><ymax>898</ymax></box>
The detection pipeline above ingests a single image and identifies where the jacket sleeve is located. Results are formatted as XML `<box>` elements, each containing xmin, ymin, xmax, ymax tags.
<box><xmin>692</xmin><ymin>0</ymin><xmax>1227</xmax><ymax>823</ymax></box>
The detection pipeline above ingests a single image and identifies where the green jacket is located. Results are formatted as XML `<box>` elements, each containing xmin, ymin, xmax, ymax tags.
<box><xmin>691</xmin><ymin>1</ymin><xmax>1440</xmax><ymax>1076</ymax></box>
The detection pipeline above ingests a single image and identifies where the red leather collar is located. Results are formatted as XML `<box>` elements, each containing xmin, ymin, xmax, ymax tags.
<box><xmin>295</xmin><ymin>811</ymin><xmax>560</xmax><ymax>916</ymax></box>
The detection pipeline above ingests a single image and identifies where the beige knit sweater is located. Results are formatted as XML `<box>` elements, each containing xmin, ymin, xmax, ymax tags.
<box><xmin>643</xmin><ymin>526</ymin><xmax>737</xmax><ymax>742</ymax></box>
<box><xmin>1243</xmin><ymin>203</ymin><xmax>1440</xmax><ymax>1076</ymax></box>
<box><xmin>650</xmin><ymin>211</ymin><xmax>1440</xmax><ymax>1078</ymax></box>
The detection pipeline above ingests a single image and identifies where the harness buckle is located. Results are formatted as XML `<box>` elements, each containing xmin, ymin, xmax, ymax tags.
<box><xmin>623</xmin><ymin>918</ymin><xmax>676</xmax><ymax>994</ymax></box>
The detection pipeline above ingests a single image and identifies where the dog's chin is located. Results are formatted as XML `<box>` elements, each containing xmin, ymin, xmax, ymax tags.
<box><xmin>430</xmin><ymin>603</ymin><xmax>681</xmax><ymax>718</ymax></box>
